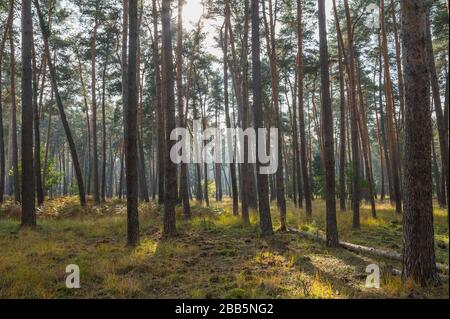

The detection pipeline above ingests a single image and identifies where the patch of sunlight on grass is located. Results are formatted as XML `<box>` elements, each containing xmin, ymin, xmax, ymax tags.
<box><xmin>132</xmin><ymin>239</ymin><xmax>157</xmax><ymax>259</ymax></box>
<box><xmin>382</xmin><ymin>275</ymin><xmax>416</xmax><ymax>298</ymax></box>
<box><xmin>434</xmin><ymin>206</ymin><xmax>447</xmax><ymax>217</ymax></box>
<box><xmin>216</xmin><ymin>213</ymin><xmax>243</xmax><ymax>227</ymax></box>
<box><xmin>362</xmin><ymin>217</ymin><xmax>389</xmax><ymax>228</ymax></box>
<box><xmin>309</xmin><ymin>273</ymin><xmax>335</xmax><ymax>299</ymax></box>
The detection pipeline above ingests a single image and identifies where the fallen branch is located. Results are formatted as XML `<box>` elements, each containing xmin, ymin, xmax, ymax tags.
<box><xmin>287</xmin><ymin>228</ymin><xmax>449</xmax><ymax>274</ymax></box>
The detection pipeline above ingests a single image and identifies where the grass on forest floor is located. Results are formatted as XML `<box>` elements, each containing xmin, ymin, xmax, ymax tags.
<box><xmin>0</xmin><ymin>196</ymin><xmax>448</xmax><ymax>299</ymax></box>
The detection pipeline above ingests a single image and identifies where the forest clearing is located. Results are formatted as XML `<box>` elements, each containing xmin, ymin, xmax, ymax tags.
<box><xmin>0</xmin><ymin>197</ymin><xmax>448</xmax><ymax>298</ymax></box>
<box><xmin>0</xmin><ymin>0</ymin><xmax>449</xmax><ymax>302</ymax></box>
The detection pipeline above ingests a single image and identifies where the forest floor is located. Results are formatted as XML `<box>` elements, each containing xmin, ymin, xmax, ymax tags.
<box><xmin>0</xmin><ymin>196</ymin><xmax>448</xmax><ymax>299</ymax></box>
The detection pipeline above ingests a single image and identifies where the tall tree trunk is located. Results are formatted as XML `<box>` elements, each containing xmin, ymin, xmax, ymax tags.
<box><xmin>292</xmin><ymin>0</ymin><xmax>304</xmax><ymax>211</ymax></box>
<box><xmin>121</xmin><ymin>0</ymin><xmax>128</xmax><ymax>202</ymax></box>
<box><xmin>343</xmin><ymin>0</ymin><xmax>361</xmax><ymax>228</ymax></box>
<box><xmin>21</xmin><ymin>0</ymin><xmax>36</xmax><ymax>226</ymax></box>
<box><xmin>214</xmin><ymin>105</ymin><xmax>222</xmax><ymax>202</ymax></box>
<box><xmin>136</xmin><ymin>5</ymin><xmax>149</xmax><ymax>204</ymax></box>
<box><xmin>391</xmin><ymin>0</ymin><xmax>405</xmax><ymax>128</ymax></box>
<box><xmin>42</xmin><ymin>86</ymin><xmax>53</xmax><ymax>195</ymax></box>
<box><xmin>381</xmin><ymin>0</ymin><xmax>402</xmax><ymax>214</ymax></box>
<box><xmin>222</xmin><ymin>7</ymin><xmax>238</xmax><ymax>216</ymax></box>
<box><xmin>0</xmin><ymin>0</ymin><xmax>14</xmax><ymax>203</ymax></box>
<box><xmin>34</xmin><ymin>0</ymin><xmax>86</xmax><ymax>206</ymax></box>
<box><xmin>152</xmin><ymin>0</ymin><xmax>165</xmax><ymax>205</ymax></box>
<box><xmin>32</xmin><ymin>32</ymin><xmax>44</xmax><ymax>206</ymax></box>
<box><xmin>240</xmin><ymin>0</ymin><xmax>252</xmax><ymax>223</ymax></box>
<box><xmin>201</xmin><ymin>110</ymin><xmax>210</xmax><ymax>208</ymax></box>
<box><xmin>91</xmin><ymin>15</ymin><xmax>100</xmax><ymax>204</ymax></box>
<box><xmin>101</xmin><ymin>47</ymin><xmax>109</xmax><ymax>202</ymax></box>
<box><xmin>8</xmin><ymin>28</ymin><xmax>20</xmax><ymax>203</ymax></box>
<box><xmin>252</xmin><ymin>0</ymin><xmax>273</xmax><ymax>236</ymax></box>
<box><xmin>161</xmin><ymin>0</ymin><xmax>177</xmax><ymax>238</ymax></box>
<box><xmin>425</xmin><ymin>9</ymin><xmax>449</xmax><ymax>215</ymax></box>
<box><xmin>378</xmin><ymin>32</ymin><xmax>393</xmax><ymax>202</ymax></box>
<box><xmin>318</xmin><ymin>0</ymin><xmax>339</xmax><ymax>247</ymax></box>
<box><xmin>176</xmin><ymin>0</ymin><xmax>191</xmax><ymax>218</ymax></box>
<box><xmin>332</xmin><ymin>0</ymin><xmax>346</xmax><ymax>212</ymax></box>
<box><xmin>355</xmin><ymin>61</ymin><xmax>377</xmax><ymax>218</ymax></box>
<box><xmin>78</xmin><ymin>56</ymin><xmax>91</xmax><ymax>195</ymax></box>
<box><xmin>263</xmin><ymin>0</ymin><xmax>287</xmax><ymax>231</ymax></box>
<box><xmin>401</xmin><ymin>0</ymin><xmax>438</xmax><ymax>286</ymax></box>
<box><xmin>375</xmin><ymin>99</ymin><xmax>386</xmax><ymax>201</ymax></box>
<box><xmin>126</xmin><ymin>0</ymin><xmax>139</xmax><ymax>245</ymax></box>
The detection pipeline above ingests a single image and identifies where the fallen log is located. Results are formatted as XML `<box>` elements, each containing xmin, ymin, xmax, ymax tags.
<box><xmin>287</xmin><ymin>228</ymin><xmax>449</xmax><ymax>274</ymax></box>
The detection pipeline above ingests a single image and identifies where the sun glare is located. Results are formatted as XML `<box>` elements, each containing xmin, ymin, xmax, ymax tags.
<box><xmin>182</xmin><ymin>0</ymin><xmax>204</xmax><ymax>28</ymax></box>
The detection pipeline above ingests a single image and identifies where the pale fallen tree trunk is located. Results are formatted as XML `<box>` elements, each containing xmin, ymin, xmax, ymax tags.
<box><xmin>287</xmin><ymin>228</ymin><xmax>449</xmax><ymax>274</ymax></box>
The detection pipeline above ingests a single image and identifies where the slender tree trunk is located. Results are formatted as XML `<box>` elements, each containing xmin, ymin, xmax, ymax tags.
<box><xmin>296</xmin><ymin>12</ymin><xmax>313</xmax><ymax>215</ymax></box>
<box><xmin>318</xmin><ymin>0</ymin><xmax>339</xmax><ymax>247</ymax></box>
<box><xmin>391</xmin><ymin>0</ymin><xmax>405</xmax><ymax>128</ymax></box>
<box><xmin>252</xmin><ymin>0</ymin><xmax>273</xmax><ymax>236</ymax></box>
<box><xmin>195</xmin><ymin>162</ymin><xmax>203</xmax><ymax>202</ymax></box>
<box><xmin>32</xmin><ymin>32</ymin><xmax>44</xmax><ymax>206</ymax></box>
<box><xmin>121</xmin><ymin>0</ymin><xmax>128</xmax><ymax>202</ymax></box>
<box><xmin>161</xmin><ymin>0</ymin><xmax>177</xmax><ymax>238</ymax></box>
<box><xmin>78</xmin><ymin>56</ymin><xmax>92</xmax><ymax>195</ymax></box>
<box><xmin>91</xmin><ymin>16</ymin><xmax>100</xmax><ymax>204</ymax></box>
<box><xmin>401</xmin><ymin>0</ymin><xmax>438</xmax><ymax>286</ymax></box>
<box><xmin>425</xmin><ymin>10</ymin><xmax>449</xmax><ymax>214</ymax></box>
<box><xmin>222</xmin><ymin>8</ymin><xmax>238</xmax><ymax>216</ymax></box>
<box><xmin>214</xmin><ymin>105</ymin><xmax>222</xmax><ymax>202</ymax></box>
<box><xmin>21</xmin><ymin>0</ymin><xmax>36</xmax><ymax>226</ymax></box>
<box><xmin>136</xmin><ymin>6</ymin><xmax>149</xmax><ymax>204</ymax></box>
<box><xmin>240</xmin><ymin>0</ymin><xmax>252</xmax><ymax>223</ymax></box>
<box><xmin>355</xmin><ymin>61</ymin><xmax>377</xmax><ymax>218</ymax></box>
<box><xmin>126</xmin><ymin>0</ymin><xmax>139</xmax><ymax>245</ymax></box>
<box><xmin>201</xmin><ymin>110</ymin><xmax>210</xmax><ymax>207</ymax></box>
<box><xmin>343</xmin><ymin>0</ymin><xmax>361</xmax><ymax>228</ymax></box>
<box><xmin>375</xmin><ymin>102</ymin><xmax>386</xmax><ymax>201</ymax></box>
<box><xmin>8</xmin><ymin>28</ymin><xmax>20</xmax><ymax>203</ymax></box>
<box><xmin>176</xmin><ymin>0</ymin><xmax>191</xmax><ymax>218</ymax></box>
<box><xmin>332</xmin><ymin>0</ymin><xmax>346</xmax><ymax>212</ymax></box>
<box><xmin>42</xmin><ymin>86</ymin><xmax>53</xmax><ymax>195</ymax></box>
<box><xmin>263</xmin><ymin>0</ymin><xmax>287</xmax><ymax>231</ymax></box>
<box><xmin>151</xmin><ymin>0</ymin><xmax>165</xmax><ymax>205</ymax></box>
<box><xmin>381</xmin><ymin>0</ymin><xmax>402</xmax><ymax>214</ymax></box>
<box><xmin>100</xmin><ymin>47</ymin><xmax>109</xmax><ymax>202</ymax></box>
<box><xmin>378</xmin><ymin>32</ymin><xmax>393</xmax><ymax>202</ymax></box>
<box><xmin>0</xmin><ymin>0</ymin><xmax>14</xmax><ymax>203</ymax></box>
